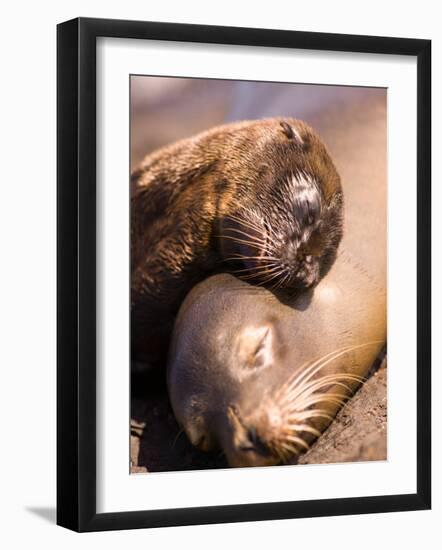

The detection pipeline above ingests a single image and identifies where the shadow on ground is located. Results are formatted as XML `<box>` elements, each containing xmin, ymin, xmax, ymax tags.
<box><xmin>26</xmin><ymin>507</ymin><xmax>56</xmax><ymax>524</ymax></box>
<box><xmin>131</xmin><ymin>392</ymin><xmax>227</xmax><ymax>473</ymax></box>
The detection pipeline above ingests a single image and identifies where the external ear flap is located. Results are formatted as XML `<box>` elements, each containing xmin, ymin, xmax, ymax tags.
<box><xmin>280</xmin><ymin>121</ymin><xmax>304</xmax><ymax>147</ymax></box>
<box><xmin>238</xmin><ymin>325</ymin><xmax>274</xmax><ymax>370</ymax></box>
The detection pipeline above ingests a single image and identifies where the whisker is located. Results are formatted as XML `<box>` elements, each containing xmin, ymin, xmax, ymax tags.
<box><xmin>284</xmin><ymin>434</ymin><xmax>310</xmax><ymax>451</ymax></box>
<box><xmin>285</xmin><ymin>347</ymin><xmax>359</xmax><ymax>392</ymax></box>
<box><xmin>238</xmin><ymin>265</ymin><xmax>283</xmax><ymax>281</ymax></box>
<box><xmin>231</xmin><ymin>263</ymin><xmax>279</xmax><ymax>274</ymax></box>
<box><xmin>280</xmin><ymin>341</ymin><xmax>382</xmax><ymax>398</ymax></box>
<box><xmin>240</xmin><ymin>273</ymin><xmax>282</xmax><ymax>284</ymax></box>
<box><xmin>238</xmin><ymin>208</ymin><xmax>281</xmax><ymax>242</ymax></box>
<box><xmin>273</xmin><ymin>270</ymin><xmax>291</xmax><ymax>289</ymax></box>
<box><xmin>275</xmin><ymin>448</ymin><xmax>286</xmax><ymax>463</ymax></box>
<box><xmin>292</xmin><ymin>394</ymin><xmax>347</xmax><ymax>410</ymax></box>
<box><xmin>274</xmin><ymin>352</ymin><xmax>347</xmax><ymax>401</ymax></box>
<box><xmin>275</xmin><ymin>445</ymin><xmax>289</xmax><ymax>463</ymax></box>
<box><xmin>225</xmin><ymin>213</ymin><xmax>264</xmax><ymax>234</ymax></box>
<box><xmin>219</xmin><ymin>235</ymin><xmax>264</xmax><ymax>248</ymax></box>
<box><xmin>281</xmin><ymin>373</ymin><xmax>364</xmax><ymax>406</ymax></box>
<box><xmin>172</xmin><ymin>428</ymin><xmax>184</xmax><ymax>449</ymax></box>
<box><xmin>288</xmin><ymin>409</ymin><xmax>334</xmax><ymax>422</ymax></box>
<box><xmin>251</xmin><ymin>269</ymin><xmax>285</xmax><ymax>286</ymax></box>
<box><xmin>223</xmin><ymin>254</ymin><xmax>279</xmax><ymax>262</ymax></box>
<box><xmin>294</xmin><ymin>375</ymin><xmax>358</xmax><ymax>394</ymax></box>
<box><xmin>286</xmin><ymin>424</ymin><xmax>321</xmax><ymax>438</ymax></box>
<box><xmin>280</xmin><ymin>442</ymin><xmax>300</xmax><ymax>456</ymax></box>
<box><xmin>221</xmin><ymin>227</ymin><xmax>267</xmax><ymax>244</ymax></box>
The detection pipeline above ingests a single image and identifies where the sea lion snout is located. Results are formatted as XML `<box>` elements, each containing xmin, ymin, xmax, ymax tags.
<box><xmin>221</xmin><ymin>405</ymin><xmax>280</xmax><ymax>467</ymax></box>
<box><xmin>278</xmin><ymin>247</ymin><xmax>321</xmax><ymax>289</ymax></box>
<box><xmin>221</xmin><ymin>390</ymin><xmax>317</xmax><ymax>467</ymax></box>
<box><xmin>217</xmin><ymin>163</ymin><xmax>340</xmax><ymax>292</ymax></box>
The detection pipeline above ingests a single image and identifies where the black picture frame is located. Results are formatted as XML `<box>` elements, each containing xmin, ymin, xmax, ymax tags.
<box><xmin>57</xmin><ymin>17</ymin><xmax>431</xmax><ymax>532</ymax></box>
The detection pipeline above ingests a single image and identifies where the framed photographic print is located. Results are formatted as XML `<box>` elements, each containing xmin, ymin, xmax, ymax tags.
<box><xmin>57</xmin><ymin>17</ymin><xmax>431</xmax><ymax>531</ymax></box>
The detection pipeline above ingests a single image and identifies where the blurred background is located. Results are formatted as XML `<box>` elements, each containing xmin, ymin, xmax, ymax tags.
<box><xmin>130</xmin><ymin>76</ymin><xmax>385</xmax><ymax>170</ymax></box>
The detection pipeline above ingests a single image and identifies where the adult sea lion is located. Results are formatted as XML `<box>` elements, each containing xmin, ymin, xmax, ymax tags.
<box><xmin>131</xmin><ymin>118</ymin><xmax>343</xmax><ymax>371</ymax></box>
<box><xmin>167</xmin><ymin>95</ymin><xmax>387</xmax><ymax>467</ymax></box>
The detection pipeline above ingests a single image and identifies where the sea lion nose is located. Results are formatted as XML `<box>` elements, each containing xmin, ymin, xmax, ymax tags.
<box><xmin>238</xmin><ymin>428</ymin><xmax>258</xmax><ymax>453</ymax></box>
<box><xmin>293</xmin><ymin>257</ymin><xmax>319</xmax><ymax>288</ymax></box>
<box><xmin>228</xmin><ymin>406</ymin><xmax>271</xmax><ymax>456</ymax></box>
<box><xmin>239</xmin><ymin>426</ymin><xmax>271</xmax><ymax>456</ymax></box>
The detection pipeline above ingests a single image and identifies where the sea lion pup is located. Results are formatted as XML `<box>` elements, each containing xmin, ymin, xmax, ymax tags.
<box><xmin>131</xmin><ymin>118</ymin><xmax>343</xmax><ymax>371</ymax></box>
<box><xmin>167</xmin><ymin>99</ymin><xmax>386</xmax><ymax>467</ymax></box>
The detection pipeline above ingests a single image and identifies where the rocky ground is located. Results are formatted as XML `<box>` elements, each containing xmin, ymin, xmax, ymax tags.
<box><xmin>298</xmin><ymin>359</ymin><xmax>387</xmax><ymax>465</ymax></box>
<box><xmin>130</xmin><ymin>358</ymin><xmax>387</xmax><ymax>473</ymax></box>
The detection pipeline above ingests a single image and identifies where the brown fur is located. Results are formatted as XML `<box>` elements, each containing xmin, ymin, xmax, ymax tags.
<box><xmin>131</xmin><ymin>118</ymin><xmax>343</xmax><ymax>371</ymax></box>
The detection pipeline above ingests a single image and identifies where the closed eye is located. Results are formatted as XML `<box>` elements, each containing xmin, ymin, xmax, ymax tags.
<box><xmin>238</xmin><ymin>325</ymin><xmax>275</xmax><ymax>376</ymax></box>
<box><xmin>248</xmin><ymin>327</ymin><xmax>273</xmax><ymax>370</ymax></box>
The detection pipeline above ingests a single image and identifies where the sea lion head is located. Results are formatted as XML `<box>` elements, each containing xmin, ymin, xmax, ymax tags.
<box><xmin>167</xmin><ymin>274</ymin><xmax>362</xmax><ymax>468</ymax></box>
<box><xmin>218</xmin><ymin>119</ymin><xmax>343</xmax><ymax>291</ymax></box>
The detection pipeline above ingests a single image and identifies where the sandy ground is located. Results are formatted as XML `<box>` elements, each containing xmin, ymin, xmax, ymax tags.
<box><xmin>130</xmin><ymin>357</ymin><xmax>387</xmax><ymax>473</ymax></box>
